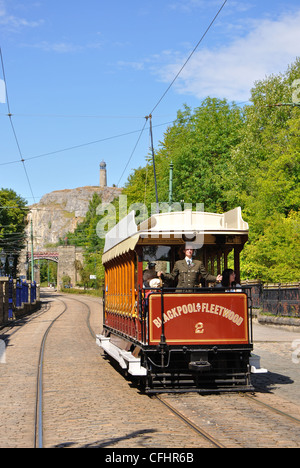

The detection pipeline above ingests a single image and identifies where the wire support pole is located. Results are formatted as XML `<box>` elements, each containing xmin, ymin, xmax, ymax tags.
<box><xmin>147</xmin><ymin>115</ymin><xmax>159</xmax><ymax>214</ymax></box>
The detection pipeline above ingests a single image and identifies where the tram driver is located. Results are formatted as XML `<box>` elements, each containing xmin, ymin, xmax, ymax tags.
<box><xmin>157</xmin><ymin>246</ymin><xmax>222</xmax><ymax>291</ymax></box>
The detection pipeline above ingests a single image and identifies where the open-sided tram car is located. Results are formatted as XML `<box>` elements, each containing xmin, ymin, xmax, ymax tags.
<box><xmin>96</xmin><ymin>208</ymin><xmax>255</xmax><ymax>394</ymax></box>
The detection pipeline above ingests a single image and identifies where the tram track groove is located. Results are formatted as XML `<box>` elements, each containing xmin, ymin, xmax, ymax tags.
<box><xmin>242</xmin><ymin>393</ymin><xmax>300</xmax><ymax>425</ymax></box>
<box><xmin>34</xmin><ymin>297</ymin><xmax>68</xmax><ymax>449</ymax></box>
<box><xmin>156</xmin><ymin>392</ymin><xmax>300</xmax><ymax>448</ymax></box>
<box><xmin>2</xmin><ymin>289</ymin><xmax>299</xmax><ymax>448</ymax></box>
<box><xmin>33</xmin><ymin>293</ymin><xmax>98</xmax><ymax>448</ymax></box>
<box><xmin>155</xmin><ymin>395</ymin><xmax>226</xmax><ymax>448</ymax></box>
<box><xmin>59</xmin><ymin>294</ymin><xmax>98</xmax><ymax>340</ymax></box>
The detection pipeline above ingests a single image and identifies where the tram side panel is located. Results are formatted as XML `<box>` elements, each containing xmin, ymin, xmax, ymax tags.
<box><xmin>104</xmin><ymin>255</ymin><xmax>140</xmax><ymax>341</ymax></box>
<box><xmin>147</xmin><ymin>293</ymin><xmax>250</xmax><ymax>346</ymax></box>
<box><xmin>142</xmin><ymin>291</ymin><xmax>254</xmax><ymax>391</ymax></box>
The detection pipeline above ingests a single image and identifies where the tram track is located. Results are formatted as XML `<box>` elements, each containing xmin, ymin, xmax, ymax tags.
<box><xmin>2</xmin><ymin>289</ymin><xmax>299</xmax><ymax>449</ymax></box>
<box><xmin>242</xmin><ymin>393</ymin><xmax>300</xmax><ymax>426</ymax></box>
<box><xmin>61</xmin><ymin>294</ymin><xmax>97</xmax><ymax>340</ymax></box>
<box><xmin>33</xmin><ymin>293</ymin><xmax>97</xmax><ymax>448</ymax></box>
<box><xmin>34</xmin><ymin>297</ymin><xmax>68</xmax><ymax>448</ymax></box>
<box><xmin>155</xmin><ymin>395</ymin><xmax>226</xmax><ymax>448</ymax></box>
<box><xmin>156</xmin><ymin>391</ymin><xmax>300</xmax><ymax>448</ymax></box>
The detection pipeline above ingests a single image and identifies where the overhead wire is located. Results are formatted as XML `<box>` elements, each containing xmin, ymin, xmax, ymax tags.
<box><xmin>149</xmin><ymin>0</ymin><xmax>228</xmax><ymax>116</ymax></box>
<box><xmin>0</xmin><ymin>112</ymin><xmax>146</xmax><ymax>119</ymax></box>
<box><xmin>0</xmin><ymin>1</ymin><xmax>228</xmax><ymax>192</ymax></box>
<box><xmin>116</xmin><ymin>119</ymin><xmax>148</xmax><ymax>187</ymax></box>
<box><xmin>117</xmin><ymin>0</ymin><xmax>228</xmax><ymax>186</ymax></box>
<box><xmin>0</xmin><ymin>120</ymin><xmax>174</xmax><ymax>167</ymax></box>
<box><xmin>0</xmin><ymin>47</ymin><xmax>36</xmax><ymax>203</ymax></box>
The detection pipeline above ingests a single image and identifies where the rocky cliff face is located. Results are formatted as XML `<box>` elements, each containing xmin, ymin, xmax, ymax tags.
<box><xmin>27</xmin><ymin>185</ymin><xmax>122</xmax><ymax>250</ymax></box>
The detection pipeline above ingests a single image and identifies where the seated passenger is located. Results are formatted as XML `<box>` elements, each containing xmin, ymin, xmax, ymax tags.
<box><xmin>149</xmin><ymin>278</ymin><xmax>161</xmax><ymax>289</ymax></box>
<box><xmin>145</xmin><ymin>278</ymin><xmax>161</xmax><ymax>299</ymax></box>
<box><xmin>216</xmin><ymin>269</ymin><xmax>241</xmax><ymax>291</ymax></box>
<box><xmin>143</xmin><ymin>268</ymin><xmax>158</xmax><ymax>288</ymax></box>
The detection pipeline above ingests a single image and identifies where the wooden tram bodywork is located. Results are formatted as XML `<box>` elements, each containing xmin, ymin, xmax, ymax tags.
<box><xmin>96</xmin><ymin>208</ymin><xmax>254</xmax><ymax>393</ymax></box>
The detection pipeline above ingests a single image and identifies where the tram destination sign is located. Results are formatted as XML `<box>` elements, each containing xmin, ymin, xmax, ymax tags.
<box><xmin>148</xmin><ymin>293</ymin><xmax>249</xmax><ymax>345</ymax></box>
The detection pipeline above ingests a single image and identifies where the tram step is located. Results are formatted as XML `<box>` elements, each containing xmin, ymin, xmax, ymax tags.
<box><xmin>96</xmin><ymin>334</ymin><xmax>147</xmax><ymax>376</ymax></box>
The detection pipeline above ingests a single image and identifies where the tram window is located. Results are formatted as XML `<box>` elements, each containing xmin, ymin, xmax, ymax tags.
<box><xmin>142</xmin><ymin>246</ymin><xmax>172</xmax><ymax>274</ymax></box>
<box><xmin>142</xmin><ymin>246</ymin><xmax>171</xmax><ymax>262</ymax></box>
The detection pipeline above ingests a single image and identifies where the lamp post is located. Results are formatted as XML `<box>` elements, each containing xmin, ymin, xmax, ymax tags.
<box><xmin>0</xmin><ymin>250</ymin><xmax>6</xmax><ymax>277</ymax></box>
<box><xmin>7</xmin><ymin>256</ymin><xmax>14</xmax><ymax>320</ymax></box>
<box><xmin>8</xmin><ymin>254</ymin><xmax>14</xmax><ymax>278</ymax></box>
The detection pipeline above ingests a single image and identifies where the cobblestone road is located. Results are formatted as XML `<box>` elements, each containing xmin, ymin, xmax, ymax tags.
<box><xmin>0</xmin><ymin>291</ymin><xmax>211</xmax><ymax>448</ymax></box>
<box><xmin>0</xmin><ymin>290</ymin><xmax>299</xmax><ymax>449</ymax></box>
<box><xmin>252</xmin><ymin>321</ymin><xmax>300</xmax><ymax>406</ymax></box>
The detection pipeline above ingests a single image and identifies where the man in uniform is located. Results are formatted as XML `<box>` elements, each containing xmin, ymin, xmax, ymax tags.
<box><xmin>157</xmin><ymin>246</ymin><xmax>222</xmax><ymax>290</ymax></box>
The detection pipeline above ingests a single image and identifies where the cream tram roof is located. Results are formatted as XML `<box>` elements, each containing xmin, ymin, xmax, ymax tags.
<box><xmin>102</xmin><ymin>208</ymin><xmax>248</xmax><ymax>264</ymax></box>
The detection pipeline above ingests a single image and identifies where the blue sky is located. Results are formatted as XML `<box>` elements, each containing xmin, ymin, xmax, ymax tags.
<box><xmin>0</xmin><ymin>0</ymin><xmax>299</xmax><ymax>204</ymax></box>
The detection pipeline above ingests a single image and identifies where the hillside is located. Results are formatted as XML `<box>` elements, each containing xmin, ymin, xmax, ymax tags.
<box><xmin>27</xmin><ymin>185</ymin><xmax>122</xmax><ymax>250</ymax></box>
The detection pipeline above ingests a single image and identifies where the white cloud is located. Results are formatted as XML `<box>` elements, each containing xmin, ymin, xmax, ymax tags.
<box><xmin>0</xmin><ymin>0</ymin><xmax>43</xmax><ymax>30</ymax></box>
<box><xmin>21</xmin><ymin>40</ymin><xmax>104</xmax><ymax>54</ymax></box>
<box><xmin>156</xmin><ymin>10</ymin><xmax>300</xmax><ymax>102</ymax></box>
<box><xmin>168</xmin><ymin>0</ymin><xmax>222</xmax><ymax>13</ymax></box>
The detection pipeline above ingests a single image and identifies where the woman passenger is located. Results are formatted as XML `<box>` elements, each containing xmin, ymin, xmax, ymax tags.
<box><xmin>217</xmin><ymin>269</ymin><xmax>241</xmax><ymax>291</ymax></box>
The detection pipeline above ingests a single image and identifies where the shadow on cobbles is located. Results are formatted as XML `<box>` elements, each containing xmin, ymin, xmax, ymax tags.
<box><xmin>52</xmin><ymin>428</ymin><xmax>157</xmax><ymax>448</ymax></box>
<box><xmin>251</xmin><ymin>371</ymin><xmax>294</xmax><ymax>394</ymax></box>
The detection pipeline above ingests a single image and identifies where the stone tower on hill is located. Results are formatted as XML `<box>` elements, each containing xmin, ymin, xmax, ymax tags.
<box><xmin>18</xmin><ymin>162</ymin><xmax>122</xmax><ymax>282</ymax></box>
<box><xmin>100</xmin><ymin>160</ymin><xmax>107</xmax><ymax>187</ymax></box>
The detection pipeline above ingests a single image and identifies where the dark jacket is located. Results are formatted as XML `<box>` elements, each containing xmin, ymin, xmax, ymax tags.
<box><xmin>162</xmin><ymin>259</ymin><xmax>216</xmax><ymax>289</ymax></box>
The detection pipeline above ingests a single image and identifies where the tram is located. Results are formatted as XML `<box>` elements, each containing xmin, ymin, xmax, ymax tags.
<box><xmin>96</xmin><ymin>207</ymin><xmax>255</xmax><ymax>393</ymax></box>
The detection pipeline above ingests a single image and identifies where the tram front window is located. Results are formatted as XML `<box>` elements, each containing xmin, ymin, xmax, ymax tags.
<box><xmin>142</xmin><ymin>245</ymin><xmax>172</xmax><ymax>274</ymax></box>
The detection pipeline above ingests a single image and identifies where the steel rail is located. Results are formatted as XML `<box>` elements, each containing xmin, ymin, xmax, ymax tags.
<box><xmin>62</xmin><ymin>294</ymin><xmax>96</xmax><ymax>340</ymax></box>
<box><xmin>34</xmin><ymin>299</ymin><xmax>67</xmax><ymax>448</ymax></box>
<box><xmin>33</xmin><ymin>293</ymin><xmax>97</xmax><ymax>448</ymax></box>
<box><xmin>155</xmin><ymin>395</ymin><xmax>226</xmax><ymax>449</ymax></box>
<box><xmin>242</xmin><ymin>394</ymin><xmax>300</xmax><ymax>425</ymax></box>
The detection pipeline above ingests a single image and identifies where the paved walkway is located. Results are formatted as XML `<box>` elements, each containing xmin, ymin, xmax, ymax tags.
<box><xmin>252</xmin><ymin>322</ymin><xmax>300</xmax><ymax>406</ymax></box>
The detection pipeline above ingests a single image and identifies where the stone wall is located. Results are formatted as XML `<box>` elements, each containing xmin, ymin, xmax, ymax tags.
<box><xmin>0</xmin><ymin>279</ymin><xmax>40</xmax><ymax>326</ymax></box>
<box><xmin>57</xmin><ymin>246</ymin><xmax>84</xmax><ymax>290</ymax></box>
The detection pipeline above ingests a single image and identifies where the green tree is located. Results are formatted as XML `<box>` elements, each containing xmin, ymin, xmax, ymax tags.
<box><xmin>124</xmin><ymin>98</ymin><xmax>243</xmax><ymax>214</ymax></box>
<box><xmin>62</xmin><ymin>60</ymin><xmax>300</xmax><ymax>284</ymax></box>
<box><xmin>241</xmin><ymin>212</ymin><xmax>300</xmax><ymax>282</ymax></box>
<box><xmin>230</xmin><ymin>59</ymin><xmax>300</xmax><ymax>281</ymax></box>
<box><xmin>0</xmin><ymin>188</ymin><xmax>28</xmax><ymax>275</ymax></box>
<box><xmin>61</xmin><ymin>193</ymin><xmax>106</xmax><ymax>287</ymax></box>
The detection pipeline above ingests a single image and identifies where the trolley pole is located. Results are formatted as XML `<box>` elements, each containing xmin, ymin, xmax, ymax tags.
<box><xmin>168</xmin><ymin>161</ymin><xmax>173</xmax><ymax>211</ymax></box>
<box><xmin>148</xmin><ymin>115</ymin><xmax>159</xmax><ymax>214</ymax></box>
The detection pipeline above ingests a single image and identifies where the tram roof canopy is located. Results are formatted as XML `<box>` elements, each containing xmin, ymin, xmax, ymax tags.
<box><xmin>102</xmin><ymin>207</ymin><xmax>248</xmax><ymax>264</ymax></box>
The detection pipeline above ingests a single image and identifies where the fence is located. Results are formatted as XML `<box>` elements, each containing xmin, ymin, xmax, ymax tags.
<box><xmin>0</xmin><ymin>278</ymin><xmax>40</xmax><ymax>326</ymax></box>
<box><xmin>242</xmin><ymin>281</ymin><xmax>300</xmax><ymax>318</ymax></box>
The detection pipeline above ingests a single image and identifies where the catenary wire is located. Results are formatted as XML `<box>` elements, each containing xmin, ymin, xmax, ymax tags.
<box><xmin>117</xmin><ymin>0</ymin><xmax>228</xmax><ymax>186</ymax></box>
<box><xmin>149</xmin><ymin>0</ymin><xmax>228</xmax><ymax>115</ymax></box>
<box><xmin>0</xmin><ymin>120</ymin><xmax>174</xmax><ymax>167</ymax></box>
<box><xmin>0</xmin><ymin>47</ymin><xmax>36</xmax><ymax>203</ymax></box>
<box><xmin>0</xmin><ymin>1</ymin><xmax>228</xmax><ymax>191</ymax></box>
<box><xmin>116</xmin><ymin>118</ymin><xmax>148</xmax><ymax>187</ymax></box>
